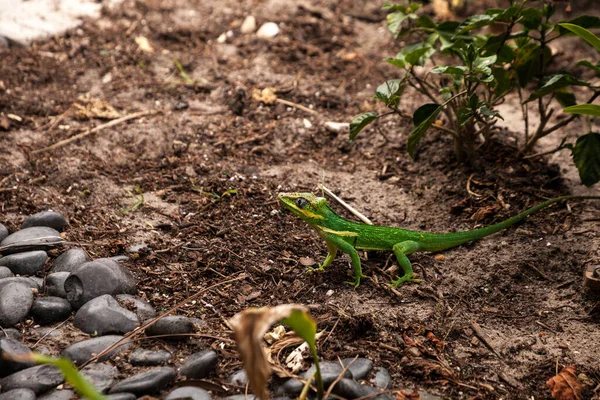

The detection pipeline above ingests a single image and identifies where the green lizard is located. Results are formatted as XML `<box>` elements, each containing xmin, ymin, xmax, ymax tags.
<box><xmin>278</xmin><ymin>192</ymin><xmax>600</xmax><ymax>288</ymax></box>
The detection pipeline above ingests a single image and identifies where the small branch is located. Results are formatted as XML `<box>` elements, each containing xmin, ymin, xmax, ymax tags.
<box><xmin>32</xmin><ymin>110</ymin><xmax>161</xmax><ymax>155</ymax></box>
<box><xmin>471</xmin><ymin>320</ymin><xmax>503</xmax><ymax>359</ymax></box>
<box><xmin>320</xmin><ymin>185</ymin><xmax>373</xmax><ymax>225</ymax></box>
<box><xmin>275</xmin><ymin>98</ymin><xmax>318</xmax><ymax>115</ymax></box>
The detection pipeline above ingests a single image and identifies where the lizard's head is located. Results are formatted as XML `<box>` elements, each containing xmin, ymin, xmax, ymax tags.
<box><xmin>277</xmin><ymin>192</ymin><xmax>328</xmax><ymax>222</ymax></box>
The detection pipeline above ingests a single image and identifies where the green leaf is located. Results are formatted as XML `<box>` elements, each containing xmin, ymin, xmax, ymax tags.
<box><xmin>32</xmin><ymin>354</ymin><xmax>107</xmax><ymax>400</ymax></box>
<box><xmin>387</xmin><ymin>11</ymin><xmax>408</xmax><ymax>36</ymax></box>
<box><xmin>514</xmin><ymin>43</ymin><xmax>552</xmax><ymax>87</ymax></box>
<box><xmin>572</xmin><ymin>132</ymin><xmax>600</xmax><ymax>186</ymax></box>
<box><xmin>558</xmin><ymin>23</ymin><xmax>600</xmax><ymax>52</ymax></box>
<box><xmin>554</xmin><ymin>90</ymin><xmax>577</xmax><ymax>107</ymax></box>
<box><xmin>474</xmin><ymin>54</ymin><xmax>497</xmax><ymax>69</ymax></box>
<box><xmin>417</xmin><ymin>14</ymin><xmax>436</xmax><ymax>29</ymax></box>
<box><xmin>457</xmin><ymin>107</ymin><xmax>473</xmax><ymax>126</ymax></box>
<box><xmin>349</xmin><ymin>111</ymin><xmax>378</xmax><ymax>140</ymax></box>
<box><xmin>374</xmin><ymin>79</ymin><xmax>405</xmax><ymax>107</ymax></box>
<box><xmin>431</xmin><ymin>65</ymin><xmax>467</xmax><ymax>77</ymax></box>
<box><xmin>281</xmin><ymin>310</ymin><xmax>323</xmax><ymax>397</ymax></box>
<box><xmin>520</xmin><ymin>8</ymin><xmax>542</xmax><ymax>30</ymax></box>
<box><xmin>492</xmin><ymin>67</ymin><xmax>513</xmax><ymax>97</ymax></box>
<box><xmin>563</xmin><ymin>104</ymin><xmax>600</xmax><ymax>117</ymax></box>
<box><xmin>455</xmin><ymin>12</ymin><xmax>500</xmax><ymax>36</ymax></box>
<box><xmin>557</xmin><ymin>16</ymin><xmax>600</xmax><ymax>35</ymax></box>
<box><xmin>408</xmin><ymin>103</ymin><xmax>443</xmax><ymax>157</ymax></box>
<box><xmin>525</xmin><ymin>74</ymin><xmax>588</xmax><ymax>103</ymax></box>
<box><xmin>577</xmin><ymin>60</ymin><xmax>600</xmax><ymax>75</ymax></box>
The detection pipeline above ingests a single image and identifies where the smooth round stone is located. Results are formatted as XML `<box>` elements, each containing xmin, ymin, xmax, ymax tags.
<box><xmin>129</xmin><ymin>348</ymin><xmax>172</xmax><ymax>366</ymax></box>
<box><xmin>0</xmin><ymin>251</ymin><xmax>47</xmax><ymax>275</ymax></box>
<box><xmin>223</xmin><ymin>396</ymin><xmax>258</xmax><ymax>400</ymax></box>
<box><xmin>145</xmin><ymin>316</ymin><xmax>195</xmax><ymax>340</ymax></box>
<box><xmin>341</xmin><ymin>357</ymin><xmax>373</xmax><ymax>380</ymax></box>
<box><xmin>30</xmin><ymin>297</ymin><xmax>72</xmax><ymax>325</ymax></box>
<box><xmin>64</xmin><ymin>258</ymin><xmax>137</xmax><ymax>309</ymax></box>
<box><xmin>37</xmin><ymin>389</ymin><xmax>75</xmax><ymax>400</ymax></box>
<box><xmin>74</xmin><ymin>295</ymin><xmax>140</xmax><ymax>335</ymax></box>
<box><xmin>109</xmin><ymin>367</ymin><xmax>176</xmax><ymax>395</ymax></box>
<box><xmin>1</xmin><ymin>365</ymin><xmax>64</xmax><ymax>394</ymax></box>
<box><xmin>22</xmin><ymin>210</ymin><xmax>67</xmax><ymax>232</ymax></box>
<box><xmin>0</xmin><ymin>282</ymin><xmax>33</xmax><ymax>327</ymax></box>
<box><xmin>116</xmin><ymin>294</ymin><xmax>156</xmax><ymax>322</ymax></box>
<box><xmin>227</xmin><ymin>369</ymin><xmax>248</xmax><ymax>386</ymax></box>
<box><xmin>45</xmin><ymin>272</ymin><xmax>69</xmax><ymax>298</ymax></box>
<box><xmin>0</xmin><ymin>266</ymin><xmax>13</xmax><ymax>279</ymax></box>
<box><xmin>165</xmin><ymin>386</ymin><xmax>212</xmax><ymax>400</ymax></box>
<box><xmin>179</xmin><ymin>350</ymin><xmax>217</xmax><ymax>379</ymax></box>
<box><xmin>50</xmin><ymin>248</ymin><xmax>89</xmax><ymax>273</ymax></box>
<box><xmin>331</xmin><ymin>379</ymin><xmax>393</xmax><ymax>400</ymax></box>
<box><xmin>106</xmin><ymin>394</ymin><xmax>137</xmax><ymax>400</ymax></box>
<box><xmin>0</xmin><ymin>388</ymin><xmax>36</xmax><ymax>400</ymax></box>
<box><xmin>419</xmin><ymin>391</ymin><xmax>443</xmax><ymax>400</ymax></box>
<box><xmin>275</xmin><ymin>379</ymin><xmax>303</xmax><ymax>396</ymax></box>
<box><xmin>0</xmin><ymin>224</ymin><xmax>8</xmax><ymax>242</ymax></box>
<box><xmin>373</xmin><ymin>367</ymin><xmax>392</xmax><ymax>389</ymax></box>
<box><xmin>0</xmin><ymin>328</ymin><xmax>21</xmax><ymax>339</ymax></box>
<box><xmin>0</xmin><ymin>276</ymin><xmax>40</xmax><ymax>291</ymax></box>
<box><xmin>256</xmin><ymin>22</ymin><xmax>279</xmax><ymax>38</ymax></box>
<box><xmin>61</xmin><ymin>335</ymin><xmax>133</xmax><ymax>365</ymax></box>
<box><xmin>81</xmin><ymin>363</ymin><xmax>119</xmax><ymax>393</ymax></box>
<box><xmin>0</xmin><ymin>227</ymin><xmax>63</xmax><ymax>255</ymax></box>
<box><xmin>0</xmin><ymin>338</ymin><xmax>34</xmax><ymax>377</ymax></box>
<box><xmin>303</xmin><ymin>362</ymin><xmax>353</xmax><ymax>387</ymax></box>
<box><xmin>110</xmin><ymin>255</ymin><xmax>129</xmax><ymax>262</ymax></box>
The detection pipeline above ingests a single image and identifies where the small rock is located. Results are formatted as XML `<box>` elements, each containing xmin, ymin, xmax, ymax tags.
<box><xmin>0</xmin><ymin>282</ymin><xmax>33</xmax><ymax>326</ymax></box>
<box><xmin>324</xmin><ymin>121</ymin><xmax>350</xmax><ymax>133</ymax></box>
<box><xmin>61</xmin><ymin>335</ymin><xmax>133</xmax><ymax>365</ymax></box>
<box><xmin>109</xmin><ymin>367</ymin><xmax>176</xmax><ymax>395</ymax></box>
<box><xmin>341</xmin><ymin>357</ymin><xmax>373</xmax><ymax>380</ymax></box>
<box><xmin>106</xmin><ymin>394</ymin><xmax>137</xmax><ymax>400</ymax></box>
<box><xmin>110</xmin><ymin>255</ymin><xmax>129</xmax><ymax>262</ymax></box>
<box><xmin>0</xmin><ymin>266</ymin><xmax>13</xmax><ymax>279</ymax></box>
<box><xmin>227</xmin><ymin>369</ymin><xmax>248</xmax><ymax>386</ymax></box>
<box><xmin>0</xmin><ymin>338</ymin><xmax>34</xmax><ymax>377</ymax></box>
<box><xmin>129</xmin><ymin>348</ymin><xmax>172</xmax><ymax>366</ymax></box>
<box><xmin>179</xmin><ymin>350</ymin><xmax>218</xmax><ymax>379</ymax></box>
<box><xmin>30</xmin><ymin>297</ymin><xmax>72</xmax><ymax>325</ymax></box>
<box><xmin>0</xmin><ymin>328</ymin><xmax>21</xmax><ymax>339</ymax></box>
<box><xmin>0</xmin><ymin>250</ymin><xmax>47</xmax><ymax>275</ymax></box>
<box><xmin>81</xmin><ymin>363</ymin><xmax>119</xmax><ymax>393</ymax></box>
<box><xmin>50</xmin><ymin>248</ymin><xmax>90</xmax><ymax>273</ymax></box>
<box><xmin>419</xmin><ymin>391</ymin><xmax>443</xmax><ymax>400</ymax></box>
<box><xmin>240</xmin><ymin>15</ymin><xmax>257</xmax><ymax>34</ymax></box>
<box><xmin>0</xmin><ymin>224</ymin><xmax>8</xmax><ymax>242</ymax></box>
<box><xmin>332</xmin><ymin>379</ymin><xmax>393</xmax><ymax>400</ymax></box>
<box><xmin>165</xmin><ymin>386</ymin><xmax>212</xmax><ymax>400</ymax></box>
<box><xmin>22</xmin><ymin>211</ymin><xmax>67</xmax><ymax>232</ymax></box>
<box><xmin>223</xmin><ymin>396</ymin><xmax>258</xmax><ymax>400</ymax></box>
<box><xmin>303</xmin><ymin>361</ymin><xmax>353</xmax><ymax>387</ymax></box>
<box><xmin>0</xmin><ymin>365</ymin><xmax>64</xmax><ymax>394</ymax></box>
<box><xmin>116</xmin><ymin>294</ymin><xmax>156</xmax><ymax>322</ymax></box>
<box><xmin>37</xmin><ymin>389</ymin><xmax>75</xmax><ymax>400</ymax></box>
<box><xmin>0</xmin><ymin>388</ymin><xmax>36</xmax><ymax>400</ymax></box>
<box><xmin>0</xmin><ymin>227</ymin><xmax>63</xmax><ymax>255</ymax></box>
<box><xmin>0</xmin><ymin>276</ymin><xmax>39</xmax><ymax>291</ymax></box>
<box><xmin>256</xmin><ymin>22</ymin><xmax>279</xmax><ymax>38</ymax></box>
<box><xmin>74</xmin><ymin>295</ymin><xmax>140</xmax><ymax>335</ymax></box>
<box><xmin>145</xmin><ymin>315</ymin><xmax>195</xmax><ymax>340</ymax></box>
<box><xmin>45</xmin><ymin>272</ymin><xmax>70</xmax><ymax>298</ymax></box>
<box><xmin>216</xmin><ymin>32</ymin><xmax>228</xmax><ymax>44</ymax></box>
<box><xmin>373</xmin><ymin>367</ymin><xmax>392</xmax><ymax>389</ymax></box>
<box><xmin>64</xmin><ymin>258</ymin><xmax>137</xmax><ymax>309</ymax></box>
<box><xmin>127</xmin><ymin>243</ymin><xmax>149</xmax><ymax>254</ymax></box>
<box><xmin>275</xmin><ymin>379</ymin><xmax>303</xmax><ymax>396</ymax></box>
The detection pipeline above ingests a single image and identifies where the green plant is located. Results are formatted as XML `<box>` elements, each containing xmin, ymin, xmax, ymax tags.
<box><xmin>120</xmin><ymin>185</ymin><xmax>144</xmax><ymax>213</ymax></box>
<box><xmin>350</xmin><ymin>0</ymin><xmax>600</xmax><ymax>185</ymax></box>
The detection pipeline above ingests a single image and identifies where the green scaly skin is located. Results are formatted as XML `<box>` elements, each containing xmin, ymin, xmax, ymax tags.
<box><xmin>278</xmin><ymin>192</ymin><xmax>600</xmax><ymax>288</ymax></box>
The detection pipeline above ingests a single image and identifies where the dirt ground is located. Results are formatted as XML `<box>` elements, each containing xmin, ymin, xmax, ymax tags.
<box><xmin>1</xmin><ymin>0</ymin><xmax>600</xmax><ymax>398</ymax></box>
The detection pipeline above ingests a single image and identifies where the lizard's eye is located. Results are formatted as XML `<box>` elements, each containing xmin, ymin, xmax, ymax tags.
<box><xmin>296</xmin><ymin>198</ymin><xmax>309</xmax><ymax>209</ymax></box>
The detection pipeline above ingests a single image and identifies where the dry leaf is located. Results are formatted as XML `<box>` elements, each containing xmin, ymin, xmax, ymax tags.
<box><xmin>74</xmin><ymin>95</ymin><xmax>121</xmax><ymax>120</ymax></box>
<box><xmin>135</xmin><ymin>35</ymin><xmax>154</xmax><ymax>53</ymax></box>
<box><xmin>426</xmin><ymin>331</ymin><xmax>443</xmax><ymax>352</ymax></box>
<box><xmin>229</xmin><ymin>304</ymin><xmax>309</xmax><ymax>400</ymax></box>
<box><xmin>252</xmin><ymin>88</ymin><xmax>277</xmax><ymax>105</ymax></box>
<box><xmin>434</xmin><ymin>254</ymin><xmax>446</xmax><ymax>262</ymax></box>
<box><xmin>547</xmin><ymin>366</ymin><xmax>583</xmax><ymax>400</ymax></box>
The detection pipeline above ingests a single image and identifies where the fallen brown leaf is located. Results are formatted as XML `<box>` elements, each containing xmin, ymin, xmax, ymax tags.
<box><xmin>547</xmin><ymin>366</ymin><xmax>583</xmax><ymax>400</ymax></box>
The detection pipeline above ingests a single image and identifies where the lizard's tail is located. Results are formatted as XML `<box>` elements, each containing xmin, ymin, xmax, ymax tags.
<box><xmin>429</xmin><ymin>195</ymin><xmax>600</xmax><ymax>251</ymax></box>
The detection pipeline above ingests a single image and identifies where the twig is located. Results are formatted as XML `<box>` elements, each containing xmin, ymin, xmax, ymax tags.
<box><xmin>323</xmin><ymin>357</ymin><xmax>356</xmax><ymax>400</ymax></box>
<box><xmin>470</xmin><ymin>320</ymin><xmax>503</xmax><ymax>359</ymax></box>
<box><xmin>466</xmin><ymin>174</ymin><xmax>483</xmax><ymax>198</ymax></box>
<box><xmin>31</xmin><ymin>110</ymin><xmax>161</xmax><ymax>154</ymax></box>
<box><xmin>79</xmin><ymin>273</ymin><xmax>247</xmax><ymax>368</ymax></box>
<box><xmin>320</xmin><ymin>185</ymin><xmax>373</xmax><ymax>225</ymax></box>
<box><xmin>275</xmin><ymin>98</ymin><xmax>318</xmax><ymax>115</ymax></box>
<box><xmin>32</xmin><ymin>319</ymin><xmax>70</xmax><ymax>348</ymax></box>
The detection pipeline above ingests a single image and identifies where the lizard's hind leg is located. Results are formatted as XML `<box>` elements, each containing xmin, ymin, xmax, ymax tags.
<box><xmin>391</xmin><ymin>241</ymin><xmax>422</xmax><ymax>288</ymax></box>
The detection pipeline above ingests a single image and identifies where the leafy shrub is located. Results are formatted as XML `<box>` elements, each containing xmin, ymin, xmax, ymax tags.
<box><xmin>351</xmin><ymin>1</ymin><xmax>600</xmax><ymax>186</ymax></box>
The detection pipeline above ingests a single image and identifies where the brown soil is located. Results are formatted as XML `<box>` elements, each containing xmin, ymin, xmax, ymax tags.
<box><xmin>1</xmin><ymin>0</ymin><xmax>600</xmax><ymax>399</ymax></box>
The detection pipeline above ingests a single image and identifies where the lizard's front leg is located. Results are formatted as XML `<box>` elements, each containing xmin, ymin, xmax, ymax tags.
<box><xmin>308</xmin><ymin>240</ymin><xmax>338</xmax><ymax>271</ymax></box>
<box><xmin>324</xmin><ymin>235</ymin><xmax>364</xmax><ymax>287</ymax></box>
<box><xmin>391</xmin><ymin>241</ymin><xmax>422</xmax><ymax>288</ymax></box>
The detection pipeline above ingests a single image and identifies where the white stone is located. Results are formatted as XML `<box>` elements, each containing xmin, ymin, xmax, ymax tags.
<box><xmin>216</xmin><ymin>32</ymin><xmax>227</xmax><ymax>43</ymax></box>
<box><xmin>240</xmin><ymin>15</ymin><xmax>257</xmax><ymax>34</ymax></box>
<box><xmin>256</xmin><ymin>22</ymin><xmax>279</xmax><ymax>38</ymax></box>
<box><xmin>324</xmin><ymin>121</ymin><xmax>350</xmax><ymax>133</ymax></box>
<box><xmin>303</xmin><ymin>118</ymin><xmax>313</xmax><ymax>129</ymax></box>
